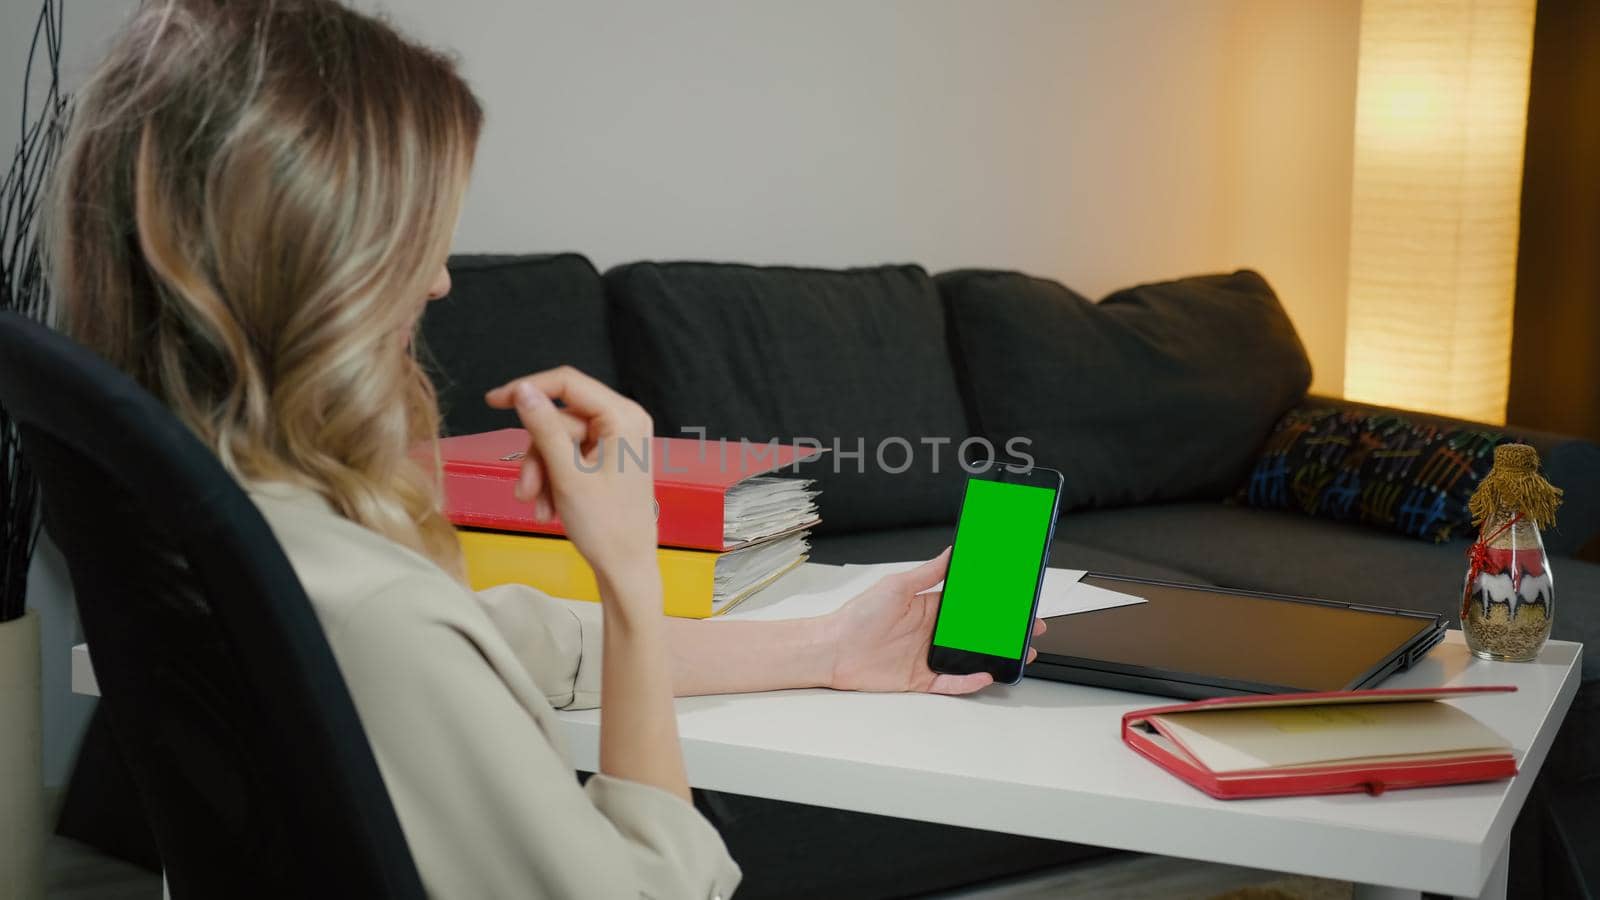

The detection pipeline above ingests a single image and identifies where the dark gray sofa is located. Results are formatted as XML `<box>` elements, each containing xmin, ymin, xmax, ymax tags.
<box><xmin>423</xmin><ymin>253</ymin><xmax>1600</xmax><ymax>899</ymax></box>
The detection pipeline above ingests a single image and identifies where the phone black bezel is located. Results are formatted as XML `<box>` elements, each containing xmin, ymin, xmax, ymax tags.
<box><xmin>926</xmin><ymin>464</ymin><xmax>1064</xmax><ymax>685</ymax></box>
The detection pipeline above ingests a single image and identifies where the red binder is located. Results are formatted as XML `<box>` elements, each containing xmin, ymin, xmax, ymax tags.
<box><xmin>438</xmin><ymin>429</ymin><xmax>822</xmax><ymax>551</ymax></box>
<box><xmin>1122</xmin><ymin>686</ymin><xmax>1518</xmax><ymax>800</ymax></box>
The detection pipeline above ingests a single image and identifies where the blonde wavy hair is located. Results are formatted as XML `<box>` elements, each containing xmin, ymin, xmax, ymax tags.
<box><xmin>52</xmin><ymin>0</ymin><xmax>481</xmax><ymax>575</ymax></box>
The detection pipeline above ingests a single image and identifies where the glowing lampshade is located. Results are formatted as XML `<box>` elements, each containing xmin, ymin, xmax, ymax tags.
<box><xmin>1343</xmin><ymin>0</ymin><xmax>1536</xmax><ymax>424</ymax></box>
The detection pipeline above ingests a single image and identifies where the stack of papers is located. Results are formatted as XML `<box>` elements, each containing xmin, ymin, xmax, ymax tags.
<box><xmin>723</xmin><ymin>476</ymin><xmax>819</xmax><ymax>545</ymax></box>
<box><xmin>712</xmin><ymin>532</ymin><xmax>811</xmax><ymax>612</ymax></box>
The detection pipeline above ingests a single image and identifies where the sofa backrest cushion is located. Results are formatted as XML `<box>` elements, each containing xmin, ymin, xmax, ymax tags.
<box><xmin>606</xmin><ymin>261</ymin><xmax>971</xmax><ymax>533</ymax></box>
<box><xmin>421</xmin><ymin>254</ymin><xmax>618</xmax><ymax>436</ymax></box>
<box><xmin>1296</xmin><ymin>396</ymin><xmax>1600</xmax><ymax>558</ymax></box>
<box><xmin>1236</xmin><ymin>405</ymin><xmax>1511</xmax><ymax>543</ymax></box>
<box><xmin>940</xmin><ymin>268</ymin><xmax>1312</xmax><ymax>511</ymax></box>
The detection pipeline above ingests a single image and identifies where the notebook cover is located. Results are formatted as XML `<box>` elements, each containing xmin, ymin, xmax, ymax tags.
<box><xmin>1122</xmin><ymin>686</ymin><xmax>1519</xmax><ymax>800</ymax></box>
<box><xmin>439</xmin><ymin>430</ymin><xmax>821</xmax><ymax>551</ymax></box>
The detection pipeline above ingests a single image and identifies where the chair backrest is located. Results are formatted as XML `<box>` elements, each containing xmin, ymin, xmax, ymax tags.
<box><xmin>0</xmin><ymin>313</ymin><xmax>425</xmax><ymax>899</ymax></box>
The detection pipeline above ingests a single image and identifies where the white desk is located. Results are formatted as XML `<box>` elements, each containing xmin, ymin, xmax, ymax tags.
<box><xmin>71</xmin><ymin>563</ymin><xmax>1582</xmax><ymax>899</ymax></box>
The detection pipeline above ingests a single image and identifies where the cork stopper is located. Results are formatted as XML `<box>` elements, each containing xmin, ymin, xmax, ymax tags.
<box><xmin>1468</xmin><ymin>443</ymin><xmax>1563</xmax><ymax>528</ymax></box>
<box><xmin>1491</xmin><ymin>443</ymin><xmax>1539</xmax><ymax>474</ymax></box>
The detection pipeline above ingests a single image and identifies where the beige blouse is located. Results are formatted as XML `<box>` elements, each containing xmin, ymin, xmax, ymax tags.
<box><xmin>247</xmin><ymin>481</ymin><xmax>741</xmax><ymax>899</ymax></box>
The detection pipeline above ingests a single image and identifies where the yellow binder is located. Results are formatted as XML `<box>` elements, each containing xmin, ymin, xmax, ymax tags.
<box><xmin>457</xmin><ymin>529</ymin><xmax>805</xmax><ymax>619</ymax></box>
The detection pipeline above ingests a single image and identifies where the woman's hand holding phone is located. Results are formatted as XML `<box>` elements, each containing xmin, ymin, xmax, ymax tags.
<box><xmin>825</xmin><ymin>548</ymin><xmax>1046</xmax><ymax>696</ymax></box>
<box><xmin>925</xmin><ymin>468</ymin><xmax>1064</xmax><ymax>684</ymax></box>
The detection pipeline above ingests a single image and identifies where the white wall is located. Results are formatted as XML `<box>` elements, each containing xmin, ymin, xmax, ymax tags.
<box><xmin>2</xmin><ymin>0</ymin><xmax>133</xmax><ymax>791</ymax></box>
<box><xmin>376</xmin><ymin>0</ymin><xmax>1360</xmax><ymax>392</ymax></box>
<box><xmin>4</xmin><ymin>0</ymin><xmax>1361</xmax><ymax>388</ymax></box>
<box><xmin>0</xmin><ymin>2</ymin><xmax>130</xmax><ymax>179</ymax></box>
<box><xmin>1224</xmin><ymin>0</ymin><xmax>1360</xmax><ymax>394</ymax></box>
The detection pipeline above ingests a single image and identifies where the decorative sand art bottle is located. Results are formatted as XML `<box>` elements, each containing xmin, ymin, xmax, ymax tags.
<box><xmin>1462</xmin><ymin>444</ymin><xmax>1562</xmax><ymax>661</ymax></box>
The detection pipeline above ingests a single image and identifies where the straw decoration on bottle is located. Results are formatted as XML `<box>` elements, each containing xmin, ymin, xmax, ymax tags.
<box><xmin>1461</xmin><ymin>444</ymin><xmax>1561</xmax><ymax>662</ymax></box>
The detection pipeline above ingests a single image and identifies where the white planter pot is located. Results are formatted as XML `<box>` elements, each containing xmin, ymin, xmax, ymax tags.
<box><xmin>0</xmin><ymin>609</ymin><xmax>43</xmax><ymax>900</ymax></box>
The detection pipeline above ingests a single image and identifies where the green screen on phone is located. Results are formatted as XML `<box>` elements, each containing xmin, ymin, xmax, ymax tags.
<box><xmin>932</xmin><ymin>478</ymin><xmax>1057</xmax><ymax>659</ymax></box>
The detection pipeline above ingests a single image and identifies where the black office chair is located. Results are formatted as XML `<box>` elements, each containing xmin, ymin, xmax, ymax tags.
<box><xmin>0</xmin><ymin>312</ymin><xmax>426</xmax><ymax>899</ymax></box>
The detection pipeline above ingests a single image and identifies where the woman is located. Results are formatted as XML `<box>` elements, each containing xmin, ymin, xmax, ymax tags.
<box><xmin>52</xmin><ymin>2</ymin><xmax>1044</xmax><ymax>896</ymax></box>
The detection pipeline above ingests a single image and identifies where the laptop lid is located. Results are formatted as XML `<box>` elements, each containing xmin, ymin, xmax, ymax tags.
<box><xmin>1028</xmin><ymin>574</ymin><xmax>1446</xmax><ymax>699</ymax></box>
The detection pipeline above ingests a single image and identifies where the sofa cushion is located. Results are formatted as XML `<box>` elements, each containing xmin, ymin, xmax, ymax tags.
<box><xmin>607</xmin><ymin>262</ymin><xmax>971</xmax><ymax>533</ymax></box>
<box><xmin>1237</xmin><ymin>405</ymin><xmax>1511</xmax><ymax>543</ymax></box>
<box><xmin>940</xmin><ymin>269</ymin><xmax>1312</xmax><ymax>512</ymax></box>
<box><xmin>420</xmin><ymin>254</ymin><xmax>618</xmax><ymax>436</ymax></box>
<box><xmin>1052</xmin><ymin>502</ymin><xmax>1600</xmax><ymax>684</ymax></box>
<box><xmin>1308</xmin><ymin>396</ymin><xmax>1600</xmax><ymax>558</ymax></box>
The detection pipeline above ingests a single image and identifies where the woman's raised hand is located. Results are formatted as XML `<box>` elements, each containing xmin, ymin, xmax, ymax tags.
<box><xmin>485</xmin><ymin>367</ymin><xmax>658</xmax><ymax>592</ymax></box>
<box><xmin>490</xmin><ymin>369</ymin><xmax>689</xmax><ymax>802</ymax></box>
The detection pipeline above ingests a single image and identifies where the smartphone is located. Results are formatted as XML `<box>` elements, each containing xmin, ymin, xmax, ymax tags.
<box><xmin>927</xmin><ymin>465</ymin><xmax>1064</xmax><ymax>685</ymax></box>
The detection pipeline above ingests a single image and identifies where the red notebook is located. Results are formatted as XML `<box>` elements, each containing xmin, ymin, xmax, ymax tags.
<box><xmin>438</xmin><ymin>429</ymin><xmax>822</xmax><ymax>551</ymax></box>
<box><xmin>1122</xmin><ymin>686</ymin><xmax>1518</xmax><ymax>800</ymax></box>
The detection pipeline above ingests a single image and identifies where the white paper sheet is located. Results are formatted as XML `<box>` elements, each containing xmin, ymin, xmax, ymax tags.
<box><xmin>724</xmin><ymin>562</ymin><xmax>1145</xmax><ymax>622</ymax></box>
<box><xmin>1041</xmin><ymin>579</ymin><xmax>1146</xmax><ymax>619</ymax></box>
